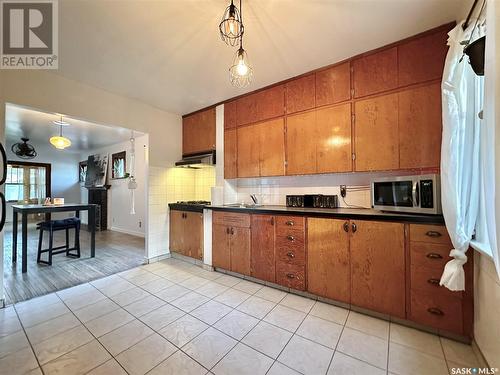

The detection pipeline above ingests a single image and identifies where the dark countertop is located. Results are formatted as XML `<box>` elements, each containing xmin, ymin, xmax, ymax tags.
<box><xmin>169</xmin><ymin>203</ymin><xmax>209</xmax><ymax>213</ymax></box>
<box><xmin>207</xmin><ymin>205</ymin><xmax>445</xmax><ymax>224</ymax></box>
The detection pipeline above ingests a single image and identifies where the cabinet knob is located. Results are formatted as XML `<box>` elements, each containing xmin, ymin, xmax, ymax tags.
<box><xmin>426</xmin><ymin>253</ymin><xmax>443</xmax><ymax>260</ymax></box>
<box><xmin>426</xmin><ymin>231</ymin><xmax>442</xmax><ymax>238</ymax></box>
<box><xmin>226</xmin><ymin>227</ymin><xmax>229</xmax><ymax>234</ymax></box>
<box><xmin>427</xmin><ymin>307</ymin><xmax>444</xmax><ymax>316</ymax></box>
<box><xmin>427</xmin><ymin>278</ymin><xmax>440</xmax><ymax>286</ymax></box>
<box><xmin>351</xmin><ymin>222</ymin><xmax>357</xmax><ymax>233</ymax></box>
<box><xmin>286</xmin><ymin>235</ymin><xmax>295</xmax><ymax>242</ymax></box>
<box><xmin>343</xmin><ymin>221</ymin><xmax>349</xmax><ymax>232</ymax></box>
<box><xmin>286</xmin><ymin>252</ymin><xmax>295</xmax><ymax>259</ymax></box>
<box><xmin>286</xmin><ymin>273</ymin><xmax>295</xmax><ymax>279</ymax></box>
<box><xmin>285</xmin><ymin>220</ymin><xmax>294</xmax><ymax>226</ymax></box>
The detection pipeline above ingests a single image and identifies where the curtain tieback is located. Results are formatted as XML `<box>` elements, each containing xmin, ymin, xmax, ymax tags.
<box><xmin>439</xmin><ymin>249</ymin><xmax>467</xmax><ymax>291</ymax></box>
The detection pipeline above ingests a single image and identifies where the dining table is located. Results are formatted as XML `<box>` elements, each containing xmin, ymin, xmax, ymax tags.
<box><xmin>12</xmin><ymin>203</ymin><xmax>97</xmax><ymax>273</ymax></box>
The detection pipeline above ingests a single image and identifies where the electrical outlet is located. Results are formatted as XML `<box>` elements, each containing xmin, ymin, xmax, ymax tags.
<box><xmin>340</xmin><ymin>185</ymin><xmax>347</xmax><ymax>198</ymax></box>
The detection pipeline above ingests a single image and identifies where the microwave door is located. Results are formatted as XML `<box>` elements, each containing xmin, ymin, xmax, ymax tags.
<box><xmin>374</xmin><ymin>181</ymin><xmax>413</xmax><ymax>208</ymax></box>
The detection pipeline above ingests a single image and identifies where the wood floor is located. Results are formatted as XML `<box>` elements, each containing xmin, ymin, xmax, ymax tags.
<box><xmin>3</xmin><ymin>221</ymin><xmax>145</xmax><ymax>305</ymax></box>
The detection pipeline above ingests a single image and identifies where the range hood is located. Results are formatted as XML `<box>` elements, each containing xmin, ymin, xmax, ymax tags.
<box><xmin>175</xmin><ymin>151</ymin><xmax>216</xmax><ymax>168</ymax></box>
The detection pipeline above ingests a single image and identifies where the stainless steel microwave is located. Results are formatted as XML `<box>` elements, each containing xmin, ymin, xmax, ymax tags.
<box><xmin>371</xmin><ymin>174</ymin><xmax>441</xmax><ymax>214</ymax></box>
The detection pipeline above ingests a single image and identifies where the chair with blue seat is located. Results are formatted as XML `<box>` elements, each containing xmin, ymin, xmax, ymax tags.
<box><xmin>36</xmin><ymin>217</ymin><xmax>81</xmax><ymax>265</ymax></box>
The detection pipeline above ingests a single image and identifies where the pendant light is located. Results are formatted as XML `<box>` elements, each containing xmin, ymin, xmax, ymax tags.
<box><xmin>228</xmin><ymin>0</ymin><xmax>252</xmax><ymax>88</ymax></box>
<box><xmin>50</xmin><ymin>116</ymin><xmax>71</xmax><ymax>150</ymax></box>
<box><xmin>219</xmin><ymin>0</ymin><xmax>243</xmax><ymax>46</ymax></box>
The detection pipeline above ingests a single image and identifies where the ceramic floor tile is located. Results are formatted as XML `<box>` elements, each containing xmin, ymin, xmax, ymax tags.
<box><xmin>42</xmin><ymin>340</ymin><xmax>111</xmax><ymax>375</ymax></box>
<box><xmin>123</xmin><ymin>295</ymin><xmax>166</xmax><ymax>317</ymax></box>
<box><xmin>170</xmin><ymin>292</ymin><xmax>210</xmax><ymax>312</ymax></box>
<box><xmin>213</xmin><ymin>310</ymin><xmax>259</xmax><ymax>340</ymax></box>
<box><xmin>345</xmin><ymin>311</ymin><xmax>389</xmax><ymax>340</ymax></box>
<box><xmin>279</xmin><ymin>294</ymin><xmax>315</xmax><ymax>313</ymax></box>
<box><xmin>296</xmin><ymin>315</ymin><xmax>343</xmax><ymax>349</ymax></box>
<box><xmin>389</xmin><ymin>323</ymin><xmax>443</xmax><ymax>357</ymax></box>
<box><xmin>254</xmin><ymin>286</ymin><xmax>288</xmax><ymax>303</ymax></box>
<box><xmin>110</xmin><ymin>287</ymin><xmax>150</xmax><ymax>307</ymax></box>
<box><xmin>263</xmin><ymin>305</ymin><xmax>306</xmax><ymax>332</ymax></box>
<box><xmin>140</xmin><ymin>278</ymin><xmax>174</xmax><ymax>294</ymax></box>
<box><xmin>98</xmin><ymin>279</ymin><xmax>136</xmax><ymax>298</ymax></box>
<box><xmin>196</xmin><ymin>269</ymin><xmax>223</xmax><ymax>281</ymax></box>
<box><xmin>73</xmin><ymin>299</ymin><xmax>120</xmax><ymax>323</ymax></box>
<box><xmin>15</xmin><ymin>293</ymin><xmax>61</xmax><ymax>313</ymax></box>
<box><xmin>236</xmin><ymin>296</ymin><xmax>276</xmax><ymax>319</ymax></box>
<box><xmin>191</xmin><ymin>300</ymin><xmax>233</xmax><ymax>325</ymax></box>
<box><xmin>128</xmin><ymin>272</ymin><xmax>162</xmax><ymax>286</ymax></box>
<box><xmin>388</xmin><ymin>342</ymin><xmax>448</xmax><ymax>375</ymax></box>
<box><xmin>98</xmin><ymin>319</ymin><xmax>154</xmax><ymax>356</ymax></box>
<box><xmin>179</xmin><ymin>276</ymin><xmax>211</xmax><ymax>290</ymax></box>
<box><xmin>328</xmin><ymin>351</ymin><xmax>386</xmax><ymax>375</ymax></box>
<box><xmin>214</xmin><ymin>288</ymin><xmax>251</xmax><ymax>308</ymax></box>
<box><xmin>213</xmin><ymin>343</ymin><xmax>273</xmax><ymax>375</ymax></box>
<box><xmin>278</xmin><ymin>335</ymin><xmax>334</xmax><ymax>375</ymax></box>
<box><xmin>87</xmin><ymin>359</ymin><xmax>128</xmax><ymax>375</ymax></box>
<box><xmin>158</xmin><ymin>314</ymin><xmax>209</xmax><ymax>347</ymax></box>
<box><xmin>56</xmin><ymin>283</ymin><xmax>95</xmax><ymax>301</ymax></box>
<box><xmin>267</xmin><ymin>362</ymin><xmax>301</xmax><ymax>375</ymax></box>
<box><xmin>182</xmin><ymin>327</ymin><xmax>237</xmax><ymax>369</ymax></box>
<box><xmin>85</xmin><ymin>308</ymin><xmax>135</xmax><ymax>337</ymax></box>
<box><xmin>309</xmin><ymin>302</ymin><xmax>349</xmax><ymax>325</ymax></box>
<box><xmin>155</xmin><ymin>284</ymin><xmax>191</xmax><ymax>302</ymax></box>
<box><xmin>33</xmin><ymin>325</ymin><xmax>94</xmax><ymax>365</ymax></box>
<box><xmin>197</xmin><ymin>281</ymin><xmax>229</xmax><ymax>298</ymax></box>
<box><xmin>148</xmin><ymin>350</ymin><xmax>207</xmax><ymax>375</ymax></box>
<box><xmin>441</xmin><ymin>338</ymin><xmax>481</xmax><ymax>367</ymax></box>
<box><xmin>62</xmin><ymin>289</ymin><xmax>107</xmax><ymax>311</ymax></box>
<box><xmin>16</xmin><ymin>301</ymin><xmax>70</xmax><ymax>328</ymax></box>
<box><xmin>0</xmin><ymin>330</ymin><xmax>30</xmax><ymax>359</ymax></box>
<box><xmin>214</xmin><ymin>274</ymin><xmax>241</xmax><ymax>287</ymax></box>
<box><xmin>232</xmin><ymin>280</ymin><xmax>263</xmax><ymax>294</ymax></box>
<box><xmin>242</xmin><ymin>321</ymin><xmax>292</xmax><ymax>359</ymax></box>
<box><xmin>337</xmin><ymin>327</ymin><xmax>388</xmax><ymax>370</ymax></box>
<box><xmin>0</xmin><ymin>346</ymin><xmax>40</xmax><ymax>375</ymax></box>
<box><xmin>91</xmin><ymin>275</ymin><xmax>121</xmax><ymax>289</ymax></box>
<box><xmin>0</xmin><ymin>313</ymin><xmax>22</xmax><ymax>338</ymax></box>
<box><xmin>25</xmin><ymin>313</ymin><xmax>81</xmax><ymax>344</ymax></box>
<box><xmin>115</xmin><ymin>333</ymin><xmax>176</xmax><ymax>375</ymax></box>
<box><xmin>118</xmin><ymin>268</ymin><xmax>150</xmax><ymax>280</ymax></box>
<box><xmin>139</xmin><ymin>303</ymin><xmax>185</xmax><ymax>331</ymax></box>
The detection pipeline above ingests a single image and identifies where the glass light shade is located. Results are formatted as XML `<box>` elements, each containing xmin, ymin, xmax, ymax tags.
<box><xmin>49</xmin><ymin>135</ymin><xmax>71</xmax><ymax>149</ymax></box>
<box><xmin>229</xmin><ymin>47</ymin><xmax>253</xmax><ymax>88</ymax></box>
<box><xmin>219</xmin><ymin>1</ymin><xmax>243</xmax><ymax>46</ymax></box>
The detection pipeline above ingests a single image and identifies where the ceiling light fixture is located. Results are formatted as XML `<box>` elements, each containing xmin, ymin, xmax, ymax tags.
<box><xmin>219</xmin><ymin>0</ymin><xmax>243</xmax><ymax>46</ymax></box>
<box><xmin>227</xmin><ymin>0</ymin><xmax>252</xmax><ymax>88</ymax></box>
<box><xmin>49</xmin><ymin>116</ymin><xmax>71</xmax><ymax>150</ymax></box>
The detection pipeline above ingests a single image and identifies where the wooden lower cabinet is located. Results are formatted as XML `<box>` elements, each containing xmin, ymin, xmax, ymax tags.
<box><xmin>307</xmin><ymin>218</ymin><xmax>350</xmax><ymax>303</ymax></box>
<box><xmin>230</xmin><ymin>226</ymin><xmax>251</xmax><ymax>275</ymax></box>
<box><xmin>169</xmin><ymin>210</ymin><xmax>203</xmax><ymax>260</ymax></box>
<box><xmin>350</xmin><ymin>220</ymin><xmax>406</xmax><ymax>318</ymax></box>
<box><xmin>251</xmin><ymin>215</ymin><xmax>276</xmax><ymax>283</ymax></box>
<box><xmin>212</xmin><ymin>224</ymin><xmax>231</xmax><ymax>270</ymax></box>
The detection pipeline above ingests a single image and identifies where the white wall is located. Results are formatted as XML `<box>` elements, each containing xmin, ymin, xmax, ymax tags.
<box><xmin>79</xmin><ymin>134</ymin><xmax>148</xmax><ymax>237</ymax></box>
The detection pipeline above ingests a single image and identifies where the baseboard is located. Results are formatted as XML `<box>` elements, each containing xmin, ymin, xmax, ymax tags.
<box><xmin>0</xmin><ymin>298</ymin><xmax>5</xmax><ymax>309</ymax></box>
<box><xmin>145</xmin><ymin>253</ymin><xmax>172</xmax><ymax>264</ymax></box>
<box><xmin>110</xmin><ymin>226</ymin><xmax>145</xmax><ymax>238</ymax></box>
<box><xmin>472</xmin><ymin>339</ymin><xmax>490</xmax><ymax>368</ymax></box>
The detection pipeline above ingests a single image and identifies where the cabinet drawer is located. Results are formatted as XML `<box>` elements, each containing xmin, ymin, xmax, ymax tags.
<box><xmin>410</xmin><ymin>224</ymin><xmax>451</xmax><ymax>245</ymax></box>
<box><xmin>276</xmin><ymin>263</ymin><xmax>306</xmax><ymax>291</ymax></box>
<box><xmin>410</xmin><ymin>265</ymin><xmax>462</xmax><ymax>300</ymax></box>
<box><xmin>213</xmin><ymin>212</ymin><xmax>250</xmax><ymax>228</ymax></box>
<box><xmin>410</xmin><ymin>242</ymin><xmax>452</xmax><ymax>270</ymax></box>
<box><xmin>276</xmin><ymin>245</ymin><xmax>306</xmax><ymax>266</ymax></box>
<box><xmin>275</xmin><ymin>216</ymin><xmax>305</xmax><ymax>229</ymax></box>
<box><xmin>275</xmin><ymin>231</ymin><xmax>305</xmax><ymax>252</ymax></box>
<box><xmin>410</xmin><ymin>290</ymin><xmax>463</xmax><ymax>334</ymax></box>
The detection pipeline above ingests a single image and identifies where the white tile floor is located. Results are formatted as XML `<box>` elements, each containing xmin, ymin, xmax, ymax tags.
<box><xmin>0</xmin><ymin>258</ymin><xmax>483</xmax><ymax>375</ymax></box>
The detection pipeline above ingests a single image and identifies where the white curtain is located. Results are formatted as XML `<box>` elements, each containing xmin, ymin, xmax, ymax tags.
<box><xmin>439</xmin><ymin>21</ymin><xmax>484</xmax><ymax>291</ymax></box>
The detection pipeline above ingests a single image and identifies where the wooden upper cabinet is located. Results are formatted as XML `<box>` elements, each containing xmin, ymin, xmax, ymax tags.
<box><xmin>236</xmin><ymin>85</ymin><xmax>284</xmax><ymax>126</ymax></box>
<box><xmin>286</xmin><ymin>110</ymin><xmax>317</xmax><ymax>175</ymax></box>
<box><xmin>316</xmin><ymin>104</ymin><xmax>352</xmax><ymax>174</ymax></box>
<box><xmin>350</xmin><ymin>220</ymin><xmax>405</xmax><ymax>318</ymax></box>
<box><xmin>224</xmin><ymin>100</ymin><xmax>238</xmax><ymax>129</ymax></box>
<box><xmin>354</xmin><ymin>93</ymin><xmax>399</xmax><ymax>171</ymax></box>
<box><xmin>251</xmin><ymin>215</ymin><xmax>276</xmax><ymax>283</ymax></box>
<box><xmin>182</xmin><ymin>107</ymin><xmax>216</xmax><ymax>155</ymax></box>
<box><xmin>286</xmin><ymin>74</ymin><xmax>315</xmax><ymax>114</ymax></box>
<box><xmin>398</xmin><ymin>28</ymin><xmax>449</xmax><ymax>87</ymax></box>
<box><xmin>224</xmin><ymin>129</ymin><xmax>237</xmax><ymax>179</ymax></box>
<box><xmin>307</xmin><ymin>218</ymin><xmax>350</xmax><ymax>303</ymax></box>
<box><xmin>315</xmin><ymin>62</ymin><xmax>351</xmax><ymax>106</ymax></box>
<box><xmin>237</xmin><ymin>124</ymin><xmax>260</xmax><ymax>178</ymax></box>
<box><xmin>353</xmin><ymin>47</ymin><xmax>398</xmax><ymax>98</ymax></box>
<box><xmin>399</xmin><ymin>83</ymin><xmax>442</xmax><ymax>169</ymax></box>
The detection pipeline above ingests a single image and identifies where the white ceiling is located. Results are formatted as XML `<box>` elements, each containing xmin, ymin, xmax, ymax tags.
<box><xmin>5</xmin><ymin>104</ymin><xmax>144</xmax><ymax>153</ymax></box>
<box><xmin>55</xmin><ymin>0</ymin><xmax>468</xmax><ymax>115</ymax></box>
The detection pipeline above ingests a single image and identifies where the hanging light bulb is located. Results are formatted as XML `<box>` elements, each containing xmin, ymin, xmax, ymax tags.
<box><xmin>49</xmin><ymin>116</ymin><xmax>71</xmax><ymax>150</ymax></box>
<box><xmin>219</xmin><ymin>0</ymin><xmax>243</xmax><ymax>46</ymax></box>
<box><xmin>229</xmin><ymin>43</ymin><xmax>253</xmax><ymax>88</ymax></box>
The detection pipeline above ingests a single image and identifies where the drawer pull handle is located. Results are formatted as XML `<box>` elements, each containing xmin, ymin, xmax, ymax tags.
<box><xmin>426</xmin><ymin>231</ymin><xmax>442</xmax><ymax>238</ymax></box>
<box><xmin>287</xmin><ymin>235</ymin><xmax>295</xmax><ymax>241</ymax></box>
<box><xmin>286</xmin><ymin>252</ymin><xmax>295</xmax><ymax>259</ymax></box>
<box><xmin>427</xmin><ymin>278</ymin><xmax>440</xmax><ymax>285</ymax></box>
<box><xmin>285</xmin><ymin>220</ymin><xmax>294</xmax><ymax>226</ymax></box>
<box><xmin>427</xmin><ymin>307</ymin><xmax>444</xmax><ymax>316</ymax></box>
<box><xmin>426</xmin><ymin>253</ymin><xmax>443</xmax><ymax>259</ymax></box>
<box><xmin>286</xmin><ymin>273</ymin><xmax>295</xmax><ymax>279</ymax></box>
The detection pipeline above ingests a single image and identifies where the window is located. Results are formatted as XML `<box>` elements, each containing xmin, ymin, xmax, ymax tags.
<box><xmin>5</xmin><ymin>162</ymin><xmax>51</xmax><ymax>203</ymax></box>
<box><xmin>111</xmin><ymin>151</ymin><xmax>126</xmax><ymax>179</ymax></box>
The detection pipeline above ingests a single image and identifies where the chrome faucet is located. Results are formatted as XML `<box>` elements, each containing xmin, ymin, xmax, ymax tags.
<box><xmin>250</xmin><ymin>194</ymin><xmax>258</xmax><ymax>205</ymax></box>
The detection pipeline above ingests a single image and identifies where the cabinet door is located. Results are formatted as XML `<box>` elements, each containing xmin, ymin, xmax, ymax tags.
<box><xmin>212</xmin><ymin>224</ymin><xmax>231</xmax><ymax>270</ymax></box>
<box><xmin>169</xmin><ymin>210</ymin><xmax>185</xmax><ymax>253</ymax></box>
<box><xmin>286</xmin><ymin>110</ymin><xmax>317</xmax><ymax>175</ymax></box>
<box><xmin>307</xmin><ymin>218</ymin><xmax>350</xmax><ymax>303</ymax></box>
<box><xmin>183</xmin><ymin>108</ymin><xmax>216</xmax><ymax>155</ymax></box>
<box><xmin>350</xmin><ymin>220</ymin><xmax>405</xmax><ymax>318</ymax></box>
<box><xmin>224</xmin><ymin>100</ymin><xmax>238</xmax><ymax>129</ymax></box>
<box><xmin>224</xmin><ymin>129</ymin><xmax>237</xmax><ymax>179</ymax></box>
<box><xmin>251</xmin><ymin>215</ymin><xmax>275</xmax><ymax>283</ymax></box>
<box><xmin>353</xmin><ymin>47</ymin><xmax>398</xmax><ymax>98</ymax></box>
<box><xmin>286</xmin><ymin>75</ymin><xmax>315</xmax><ymax>114</ymax></box>
<box><xmin>354</xmin><ymin>93</ymin><xmax>399</xmax><ymax>171</ymax></box>
<box><xmin>256</xmin><ymin>85</ymin><xmax>285</xmax><ymax>122</ymax></box>
<box><xmin>230</xmin><ymin>226</ymin><xmax>251</xmax><ymax>276</ymax></box>
<box><xmin>315</xmin><ymin>62</ymin><xmax>351</xmax><ymax>106</ymax></box>
<box><xmin>259</xmin><ymin>118</ymin><xmax>285</xmax><ymax>177</ymax></box>
<box><xmin>398</xmin><ymin>83</ymin><xmax>442</xmax><ymax>169</ymax></box>
<box><xmin>316</xmin><ymin>104</ymin><xmax>352</xmax><ymax>173</ymax></box>
<box><xmin>184</xmin><ymin>212</ymin><xmax>203</xmax><ymax>260</ymax></box>
<box><xmin>237</xmin><ymin>124</ymin><xmax>260</xmax><ymax>177</ymax></box>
